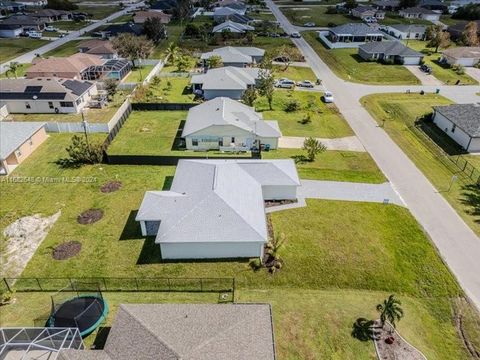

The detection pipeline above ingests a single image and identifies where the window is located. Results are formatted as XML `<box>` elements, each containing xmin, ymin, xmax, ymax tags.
<box><xmin>192</xmin><ymin>139</ymin><xmax>198</xmax><ymax>146</ymax></box>
<box><xmin>25</xmin><ymin>102</ymin><xmax>31</xmax><ymax>109</ymax></box>
<box><xmin>231</xmin><ymin>137</ymin><xmax>235</xmax><ymax>143</ymax></box>
<box><xmin>48</xmin><ymin>101</ymin><xmax>54</xmax><ymax>109</ymax></box>
<box><xmin>60</xmin><ymin>101</ymin><xmax>74</xmax><ymax>107</ymax></box>
<box><xmin>451</xmin><ymin>124</ymin><xmax>456</xmax><ymax>133</ymax></box>
<box><xmin>219</xmin><ymin>139</ymin><xmax>223</xmax><ymax>146</ymax></box>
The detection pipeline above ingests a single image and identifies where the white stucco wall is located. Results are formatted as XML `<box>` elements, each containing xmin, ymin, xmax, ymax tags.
<box><xmin>433</xmin><ymin>112</ymin><xmax>472</xmax><ymax>150</ymax></box>
<box><xmin>262</xmin><ymin>185</ymin><xmax>297</xmax><ymax>200</ymax></box>
<box><xmin>160</xmin><ymin>241</ymin><xmax>265</xmax><ymax>259</ymax></box>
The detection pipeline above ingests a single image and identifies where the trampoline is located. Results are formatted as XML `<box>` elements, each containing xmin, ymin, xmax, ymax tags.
<box><xmin>48</xmin><ymin>283</ymin><xmax>109</xmax><ymax>337</ymax></box>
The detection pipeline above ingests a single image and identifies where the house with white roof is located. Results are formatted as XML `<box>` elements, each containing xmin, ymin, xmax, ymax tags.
<box><xmin>190</xmin><ymin>66</ymin><xmax>262</xmax><ymax>100</ymax></box>
<box><xmin>212</xmin><ymin>20</ymin><xmax>254</xmax><ymax>34</ymax></box>
<box><xmin>182</xmin><ymin>97</ymin><xmax>281</xmax><ymax>151</ymax></box>
<box><xmin>136</xmin><ymin>159</ymin><xmax>300</xmax><ymax>259</ymax></box>
<box><xmin>200</xmin><ymin>46</ymin><xmax>265</xmax><ymax>67</ymax></box>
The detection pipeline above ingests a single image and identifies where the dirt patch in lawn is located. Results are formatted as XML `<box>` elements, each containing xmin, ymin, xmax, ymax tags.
<box><xmin>52</xmin><ymin>241</ymin><xmax>82</xmax><ymax>260</ymax></box>
<box><xmin>1</xmin><ymin>211</ymin><xmax>61</xmax><ymax>277</ymax></box>
<box><xmin>100</xmin><ymin>180</ymin><xmax>122</xmax><ymax>193</ymax></box>
<box><xmin>77</xmin><ymin>209</ymin><xmax>104</xmax><ymax>225</ymax></box>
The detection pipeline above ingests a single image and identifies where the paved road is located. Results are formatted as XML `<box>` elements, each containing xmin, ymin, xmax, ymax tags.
<box><xmin>266</xmin><ymin>0</ymin><xmax>480</xmax><ymax>310</ymax></box>
<box><xmin>0</xmin><ymin>2</ymin><xmax>144</xmax><ymax>73</ymax></box>
<box><xmin>279</xmin><ymin>136</ymin><xmax>365</xmax><ymax>152</ymax></box>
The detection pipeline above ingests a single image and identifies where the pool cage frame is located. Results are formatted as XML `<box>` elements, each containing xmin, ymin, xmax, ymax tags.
<box><xmin>0</xmin><ymin>327</ymin><xmax>84</xmax><ymax>359</ymax></box>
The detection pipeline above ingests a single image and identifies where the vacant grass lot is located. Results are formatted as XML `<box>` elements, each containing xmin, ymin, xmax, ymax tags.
<box><xmin>255</xmin><ymin>90</ymin><xmax>354</xmax><ymax>138</ymax></box>
<box><xmin>77</xmin><ymin>5</ymin><xmax>122</xmax><ymax>20</ymax></box>
<box><xmin>43</xmin><ymin>40</ymin><xmax>82</xmax><ymax>57</ymax></box>
<box><xmin>362</xmin><ymin>93</ymin><xmax>480</xmax><ymax>236</ymax></box>
<box><xmin>273</xmin><ymin>64</ymin><xmax>315</xmax><ymax>82</ymax></box>
<box><xmin>124</xmin><ymin>65</ymin><xmax>155</xmax><ymax>83</ymax></box>
<box><xmin>303</xmin><ymin>32</ymin><xmax>420</xmax><ymax>85</ymax></box>
<box><xmin>133</xmin><ymin>77</ymin><xmax>196</xmax><ymax>103</ymax></box>
<box><xmin>0</xmin><ymin>38</ymin><xmax>50</xmax><ymax>63</ymax></box>
<box><xmin>53</xmin><ymin>20</ymin><xmax>87</xmax><ymax>31</ymax></box>
<box><xmin>281</xmin><ymin>6</ymin><xmax>361</xmax><ymax>27</ymax></box>
<box><xmin>405</xmin><ymin>40</ymin><xmax>478</xmax><ymax>85</ymax></box>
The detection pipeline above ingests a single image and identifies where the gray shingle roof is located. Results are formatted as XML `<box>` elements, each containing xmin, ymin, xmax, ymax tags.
<box><xmin>201</xmin><ymin>46</ymin><xmax>264</xmax><ymax>64</ymax></box>
<box><xmin>59</xmin><ymin>303</ymin><xmax>276</xmax><ymax>360</ymax></box>
<box><xmin>190</xmin><ymin>66</ymin><xmax>261</xmax><ymax>90</ymax></box>
<box><xmin>434</xmin><ymin>104</ymin><xmax>480</xmax><ymax>137</ymax></box>
<box><xmin>389</xmin><ymin>24</ymin><xmax>426</xmax><ymax>33</ymax></box>
<box><xmin>359</xmin><ymin>41</ymin><xmax>423</xmax><ymax>57</ymax></box>
<box><xmin>0</xmin><ymin>122</ymin><xmax>45</xmax><ymax>159</ymax></box>
<box><xmin>442</xmin><ymin>47</ymin><xmax>480</xmax><ymax>60</ymax></box>
<box><xmin>400</xmin><ymin>6</ymin><xmax>437</xmax><ymax>14</ymax></box>
<box><xmin>329</xmin><ymin>23</ymin><xmax>384</xmax><ymax>37</ymax></box>
<box><xmin>182</xmin><ymin>97</ymin><xmax>281</xmax><ymax>138</ymax></box>
<box><xmin>135</xmin><ymin>159</ymin><xmax>300</xmax><ymax>244</ymax></box>
<box><xmin>212</xmin><ymin>20</ymin><xmax>254</xmax><ymax>33</ymax></box>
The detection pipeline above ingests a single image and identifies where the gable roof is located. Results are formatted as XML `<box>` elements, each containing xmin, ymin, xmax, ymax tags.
<box><xmin>1</xmin><ymin>14</ymin><xmax>44</xmax><ymax>26</ymax></box>
<box><xmin>31</xmin><ymin>8</ymin><xmax>71</xmax><ymax>17</ymax></box>
<box><xmin>190</xmin><ymin>66</ymin><xmax>261</xmax><ymax>90</ymax></box>
<box><xmin>200</xmin><ymin>46</ymin><xmax>265</xmax><ymax>64</ymax></box>
<box><xmin>27</xmin><ymin>53</ymin><xmax>104</xmax><ymax>75</ymax></box>
<box><xmin>135</xmin><ymin>159</ymin><xmax>299</xmax><ymax>244</ymax></box>
<box><xmin>434</xmin><ymin>104</ymin><xmax>480</xmax><ymax>138</ymax></box>
<box><xmin>59</xmin><ymin>304</ymin><xmax>276</xmax><ymax>360</ymax></box>
<box><xmin>359</xmin><ymin>41</ymin><xmax>423</xmax><ymax>57</ymax></box>
<box><xmin>329</xmin><ymin>23</ymin><xmax>384</xmax><ymax>36</ymax></box>
<box><xmin>442</xmin><ymin>46</ymin><xmax>480</xmax><ymax>60</ymax></box>
<box><xmin>0</xmin><ymin>122</ymin><xmax>45</xmax><ymax>159</ymax></box>
<box><xmin>400</xmin><ymin>6</ymin><xmax>438</xmax><ymax>14</ymax></box>
<box><xmin>389</xmin><ymin>24</ymin><xmax>426</xmax><ymax>33</ymax></box>
<box><xmin>353</xmin><ymin>5</ymin><xmax>378</xmax><ymax>13</ymax></box>
<box><xmin>372</xmin><ymin>0</ymin><xmax>400</xmax><ymax>7</ymax></box>
<box><xmin>78</xmin><ymin>39</ymin><xmax>116</xmax><ymax>55</ymax></box>
<box><xmin>182</xmin><ymin>97</ymin><xmax>281</xmax><ymax>138</ymax></box>
<box><xmin>212</xmin><ymin>20</ymin><xmax>254</xmax><ymax>33</ymax></box>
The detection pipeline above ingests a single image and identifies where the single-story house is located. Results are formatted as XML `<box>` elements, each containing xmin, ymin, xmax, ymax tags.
<box><xmin>191</xmin><ymin>66</ymin><xmax>262</xmax><ymax>100</ymax></box>
<box><xmin>398</xmin><ymin>7</ymin><xmax>441</xmax><ymax>21</ymax></box>
<box><xmin>136</xmin><ymin>159</ymin><xmax>300</xmax><ymax>259</ymax></box>
<box><xmin>433</xmin><ymin>104</ymin><xmax>480</xmax><ymax>152</ymax></box>
<box><xmin>322</xmin><ymin>23</ymin><xmax>384</xmax><ymax>48</ymax></box>
<box><xmin>31</xmin><ymin>9</ymin><xmax>72</xmax><ymax>22</ymax></box>
<box><xmin>0</xmin><ymin>23</ymin><xmax>23</xmax><ymax>38</ymax></box>
<box><xmin>1</xmin><ymin>14</ymin><xmax>46</xmax><ymax>31</ymax></box>
<box><xmin>212</xmin><ymin>20</ymin><xmax>254</xmax><ymax>34</ymax></box>
<box><xmin>0</xmin><ymin>78</ymin><xmax>97</xmax><ymax>114</ymax></box>
<box><xmin>0</xmin><ymin>1</ymin><xmax>27</xmax><ymax>13</ymax></box>
<box><xmin>372</xmin><ymin>0</ymin><xmax>400</xmax><ymax>11</ymax></box>
<box><xmin>26</xmin><ymin>53</ymin><xmax>104</xmax><ymax>79</ymax></box>
<box><xmin>213</xmin><ymin>7</ymin><xmax>251</xmax><ymax>24</ymax></box>
<box><xmin>100</xmin><ymin>23</ymin><xmax>143</xmax><ymax>39</ymax></box>
<box><xmin>386</xmin><ymin>24</ymin><xmax>427</xmax><ymax>40</ymax></box>
<box><xmin>351</xmin><ymin>6</ymin><xmax>385</xmax><ymax>20</ymax></box>
<box><xmin>0</xmin><ymin>121</ymin><xmax>47</xmax><ymax>175</ymax></box>
<box><xmin>200</xmin><ymin>46</ymin><xmax>265</xmax><ymax>67</ymax></box>
<box><xmin>182</xmin><ymin>97</ymin><xmax>281</xmax><ymax>151</ymax></box>
<box><xmin>447</xmin><ymin>20</ymin><xmax>480</xmax><ymax>40</ymax></box>
<box><xmin>214</xmin><ymin>0</ymin><xmax>247</xmax><ymax>14</ymax></box>
<box><xmin>58</xmin><ymin>304</ymin><xmax>276</xmax><ymax>360</ymax></box>
<box><xmin>78</xmin><ymin>39</ymin><xmax>118</xmax><ymax>59</ymax></box>
<box><xmin>14</xmin><ymin>0</ymin><xmax>47</xmax><ymax>7</ymax></box>
<box><xmin>358</xmin><ymin>41</ymin><xmax>424</xmax><ymax>64</ymax></box>
<box><xmin>419</xmin><ymin>0</ymin><xmax>448</xmax><ymax>11</ymax></box>
<box><xmin>133</xmin><ymin>10</ymin><xmax>171</xmax><ymax>24</ymax></box>
<box><xmin>441</xmin><ymin>47</ymin><xmax>480</xmax><ymax>66</ymax></box>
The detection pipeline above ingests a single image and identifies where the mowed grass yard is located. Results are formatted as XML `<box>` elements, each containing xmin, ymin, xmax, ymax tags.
<box><xmin>43</xmin><ymin>40</ymin><xmax>82</xmax><ymax>57</ymax></box>
<box><xmin>273</xmin><ymin>64</ymin><xmax>316</xmax><ymax>82</ymax></box>
<box><xmin>0</xmin><ymin>38</ymin><xmax>50</xmax><ymax>63</ymax></box>
<box><xmin>303</xmin><ymin>32</ymin><xmax>420</xmax><ymax>85</ymax></box>
<box><xmin>124</xmin><ymin>65</ymin><xmax>155</xmax><ymax>83</ymax></box>
<box><xmin>362</xmin><ymin>93</ymin><xmax>480</xmax><ymax>237</ymax></box>
<box><xmin>405</xmin><ymin>40</ymin><xmax>478</xmax><ymax>85</ymax></box>
<box><xmin>281</xmin><ymin>5</ymin><xmax>361</xmax><ymax>27</ymax></box>
<box><xmin>133</xmin><ymin>77</ymin><xmax>197</xmax><ymax>103</ymax></box>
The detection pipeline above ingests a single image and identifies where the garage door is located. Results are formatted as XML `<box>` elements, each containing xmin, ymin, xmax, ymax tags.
<box><xmin>145</xmin><ymin>221</ymin><xmax>160</xmax><ymax>236</ymax></box>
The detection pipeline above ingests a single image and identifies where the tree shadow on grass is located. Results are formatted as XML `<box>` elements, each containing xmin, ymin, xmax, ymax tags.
<box><xmin>460</xmin><ymin>184</ymin><xmax>480</xmax><ymax>223</ymax></box>
<box><xmin>351</xmin><ymin>318</ymin><xmax>375</xmax><ymax>342</ymax></box>
<box><xmin>291</xmin><ymin>154</ymin><xmax>311</xmax><ymax>164</ymax></box>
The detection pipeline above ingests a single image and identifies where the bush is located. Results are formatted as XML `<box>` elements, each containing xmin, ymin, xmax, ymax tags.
<box><xmin>453</xmin><ymin>64</ymin><xmax>465</xmax><ymax>75</ymax></box>
<box><xmin>284</xmin><ymin>99</ymin><xmax>300</xmax><ymax>112</ymax></box>
<box><xmin>56</xmin><ymin>135</ymin><xmax>104</xmax><ymax>168</ymax></box>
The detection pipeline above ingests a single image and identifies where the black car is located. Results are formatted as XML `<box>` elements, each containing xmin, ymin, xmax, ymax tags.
<box><xmin>420</xmin><ymin>64</ymin><xmax>432</xmax><ymax>74</ymax></box>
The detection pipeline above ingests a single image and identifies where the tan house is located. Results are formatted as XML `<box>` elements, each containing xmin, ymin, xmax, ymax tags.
<box><xmin>0</xmin><ymin>122</ymin><xmax>47</xmax><ymax>175</ymax></box>
<box><xmin>133</xmin><ymin>10</ymin><xmax>171</xmax><ymax>24</ymax></box>
<box><xmin>26</xmin><ymin>53</ymin><xmax>104</xmax><ymax>79</ymax></box>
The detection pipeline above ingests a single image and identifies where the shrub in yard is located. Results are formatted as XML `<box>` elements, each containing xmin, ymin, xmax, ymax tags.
<box><xmin>56</xmin><ymin>135</ymin><xmax>103</xmax><ymax>168</ymax></box>
<box><xmin>104</xmin><ymin>78</ymin><xmax>118</xmax><ymax>100</ymax></box>
<box><xmin>299</xmin><ymin>113</ymin><xmax>312</xmax><ymax>125</ymax></box>
<box><xmin>284</xmin><ymin>99</ymin><xmax>300</xmax><ymax>112</ymax></box>
<box><xmin>303</xmin><ymin>137</ymin><xmax>326</xmax><ymax>161</ymax></box>
<box><xmin>453</xmin><ymin>64</ymin><xmax>465</xmax><ymax>75</ymax></box>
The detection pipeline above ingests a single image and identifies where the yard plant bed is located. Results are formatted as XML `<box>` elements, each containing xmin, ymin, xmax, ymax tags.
<box><xmin>52</xmin><ymin>241</ymin><xmax>82</xmax><ymax>260</ymax></box>
<box><xmin>264</xmin><ymin>199</ymin><xmax>297</xmax><ymax>208</ymax></box>
<box><xmin>100</xmin><ymin>181</ymin><xmax>122</xmax><ymax>193</ymax></box>
<box><xmin>77</xmin><ymin>209</ymin><xmax>104</xmax><ymax>225</ymax></box>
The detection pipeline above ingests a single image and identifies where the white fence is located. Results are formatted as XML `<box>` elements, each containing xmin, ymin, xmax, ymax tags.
<box><xmin>45</xmin><ymin>122</ymin><xmax>109</xmax><ymax>133</ymax></box>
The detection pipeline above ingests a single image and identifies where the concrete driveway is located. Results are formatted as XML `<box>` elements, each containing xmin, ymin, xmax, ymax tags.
<box><xmin>466</xmin><ymin>68</ymin><xmax>480</xmax><ymax>83</ymax></box>
<box><xmin>405</xmin><ymin>65</ymin><xmax>443</xmax><ymax>86</ymax></box>
<box><xmin>279</xmin><ymin>136</ymin><xmax>365</xmax><ymax>152</ymax></box>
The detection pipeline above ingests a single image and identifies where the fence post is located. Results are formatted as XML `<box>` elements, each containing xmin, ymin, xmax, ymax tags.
<box><xmin>3</xmin><ymin>278</ymin><xmax>11</xmax><ymax>292</ymax></box>
<box><xmin>232</xmin><ymin>278</ymin><xmax>236</xmax><ymax>302</ymax></box>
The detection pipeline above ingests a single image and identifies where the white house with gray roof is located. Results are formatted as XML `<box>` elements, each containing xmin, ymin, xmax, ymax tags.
<box><xmin>358</xmin><ymin>41</ymin><xmax>424</xmax><ymax>64</ymax></box>
<box><xmin>200</xmin><ymin>46</ymin><xmax>265</xmax><ymax>67</ymax></box>
<box><xmin>385</xmin><ymin>24</ymin><xmax>427</xmax><ymax>40</ymax></box>
<box><xmin>212</xmin><ymin>20</ymin><xmax>254</xmax><ymax>34</ymax></box>
<box><xmin>433</xmin><ymin>104</ymin><xmax>480</xmax><ymax>152</ymax></box>
<box><xmin>182</xmin><ymin>97</ymin><xmax>281</xmax><ymax>151</ymax></box>
<box><xmin>191</xmin><ymin>66</ymin><xmax>262</xmax><ymax>100</ymax></box>
<box><xmin>136</xmin><ymin>159</ymin><xmax>300</xmax><ymax>259</ymax></box>
<box><xmin>59</xmin><ymin>304</ymin><xmax>276</xmax><ymax>360</ymax></box>
<box><xmin>319</xmin><ymin>23</ymin><xmax>384</xmax><ymax>49</ymax></box>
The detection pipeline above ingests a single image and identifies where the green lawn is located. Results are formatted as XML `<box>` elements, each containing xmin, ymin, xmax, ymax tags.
<box><xmin>281</xmin><ymin>6</ymin><xmax>360</xmax><ymax>27</ymax></box>
<box><xmin>0</xmin><ymin>38</ymin><xmax>50</xmax><ymax>63</ymax></box>
<box><xmin>440</xmin><ymin>15</ymin><xmax>462</xmax><ymax>27</ymax></box>
<box><xmin>248</xmin><ymin>11</ymin><xmax>277</xmax><ymax>21</ymax></box>
<box><xmin>255</xmin><ymin>90</ymin><xmax>354</xmax><ymax>138</ymax></box>
<box><xmin>273</xmin><ymin>65</ymin><xmax>315</xmax><ymax>82</ymax></box>
<box><xmin>43</xmin><ymin>40</ymin><xmax>82</xmax><ymax>57</ymax></box>
<box><xmin>379</xmin><ymin>12</ymin><xmax>431</xmax><ymax>25</ymax></box>
<box><xmin>77</xmin><ymin>5</ymin><xmax>122</xmax><ymax>20</ymax></box>
<box><xmin>362</xmin><ymin>93</ymin><xmax>480</xmax><ymax>236</ymax></box>
<box><xmin>0</xmin><ymin>63</ymin><xmax>31</xmax><ymax>78</ymax></box>
<box><xmin>124</xmin><ymin>65</ymin><xmax>155</xmax><ymax>83</ymax></box>
<box><xmin>108</xmin><ymin>14</ymin><xmax>133</xmax><ymax>23</ymax></box>
<box><xmin>133</xmin><ymin>77</ymin><xmax>197</xmax><ymax>103</ymax></box>
<box><xmin>53</xmin><ymin>20</ymin><xmax>88</xmax><ymax>31</ymax></box>
<box><xmin>405</xmin><ymin>40</ymin><xmax>478</xmax><ymax>85</ymax></box>
<box><xmin>264</xmin><ymin>149</ymin><xmax>386</xmax><ymax>183</ymax></box>
<box><xmin>303</xmin><ymin>32</ymin><xmax>420</xmax><ymax>85</ymax></box>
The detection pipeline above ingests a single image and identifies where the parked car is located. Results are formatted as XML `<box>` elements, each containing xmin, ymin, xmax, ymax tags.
<box><xmin>44</xmin><ymin>26</ymin><xmax>58</xmax><ymax>32</ymax></box>
<box><xmin>364</xmin><ymin>16</ymin><xmax>377</xmax><ymax>23</ymax></box>
<box><xmin>420</xmin><ymin>64</ymin><xmax>432</xmax><ymax>74</ymax></box>
<box><xmin>27</xmin><ymin>31</ymin><xmax>42</xmax><ymax>38</ymax></box>
<box><xmin>275</xmin><ymin>78</ymin><xmax>295</xmax><ymax>89</ymax></box>
<box><xmin>323</xmin><ymin>91</ymin><xmax>334</xmax><ymax>103</ymax></box>
<box><xmin>303</xmin><ymin>22</ymin><xmax>316</xmax><ymax>27</ymax></box>
<box><xmin>296</xmin><ymin>80</ymin><xmax>315</xmax><ymax>88</ymax></box>
<box><xmin>290</xmin><ymin>32</ymin><xmax>301</xmax><ymax>38</ymax></box>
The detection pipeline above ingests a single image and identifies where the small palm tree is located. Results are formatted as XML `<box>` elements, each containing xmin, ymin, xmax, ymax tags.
<box><xmin>165</xmin><ymin>42</ymin><xmax>179</xmax><ymax>64</ymax></box>
<box><xmin>303</xmin><ymin>137</ymin><xmax>326</xmax><ymax>162</ymax></box>
<box><xmin>267</xmin><ymin>233</ymin><xmax>286</xmax><ymax>261</ymax></box>
<box><xmin>6</xmin><ymin>62</ymin><xmax>21</xmax><ymax>79</ymax></box>
<box><xmin>376</xmin><ymin>294</ymin><xmax>404</xmax><ymax>329</ymax></box>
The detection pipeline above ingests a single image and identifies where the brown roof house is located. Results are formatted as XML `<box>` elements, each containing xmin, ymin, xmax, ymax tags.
<box><xmin>58</xmin><ymin>304</ymin><xmax>276</xmax><ymax>360</ymax></box>
<box><xmin>78</xmin><ymin>39</ymin><xmax>118</xmax><ymax>59</ymax></box>
<box><xmin>0</xmin><ymin>122</ymin><xmax>47</xmax><ymax>175</ymax></box>
<box><xmin>26</xmin><ymin>53</ymin><xmax>104</xmax><ymax>79</ymax></box>
<box><xmin>133</xmin><ymin>10</ymin><xmax>171</xmax><ymax>24</ymax></box>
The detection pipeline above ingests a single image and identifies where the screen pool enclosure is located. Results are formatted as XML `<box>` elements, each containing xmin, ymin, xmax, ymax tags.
<box><xmin>48</xmin><ymin>282</ymin><xmax>109</xmax><ymax>337</ymax></box>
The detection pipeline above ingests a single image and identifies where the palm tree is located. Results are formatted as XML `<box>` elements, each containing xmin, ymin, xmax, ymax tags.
<box><xmin>376</xmin><ymin>294</ymin><xmax>404</xmax><ymax>329</ymax></box>
<box><xmin>6</xmin><ymin>62</ymin><xmax>21</xmax><ymax>79</ymax></box>
<box><xmin>165</xmin><ymin>42</ymin><xmax>179</xmax><ymax>64</ymax></box>
<box><xmin>267</xmin><ymin>233</ymin><xmax>286</xmax><ymax>261</ymax></box>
